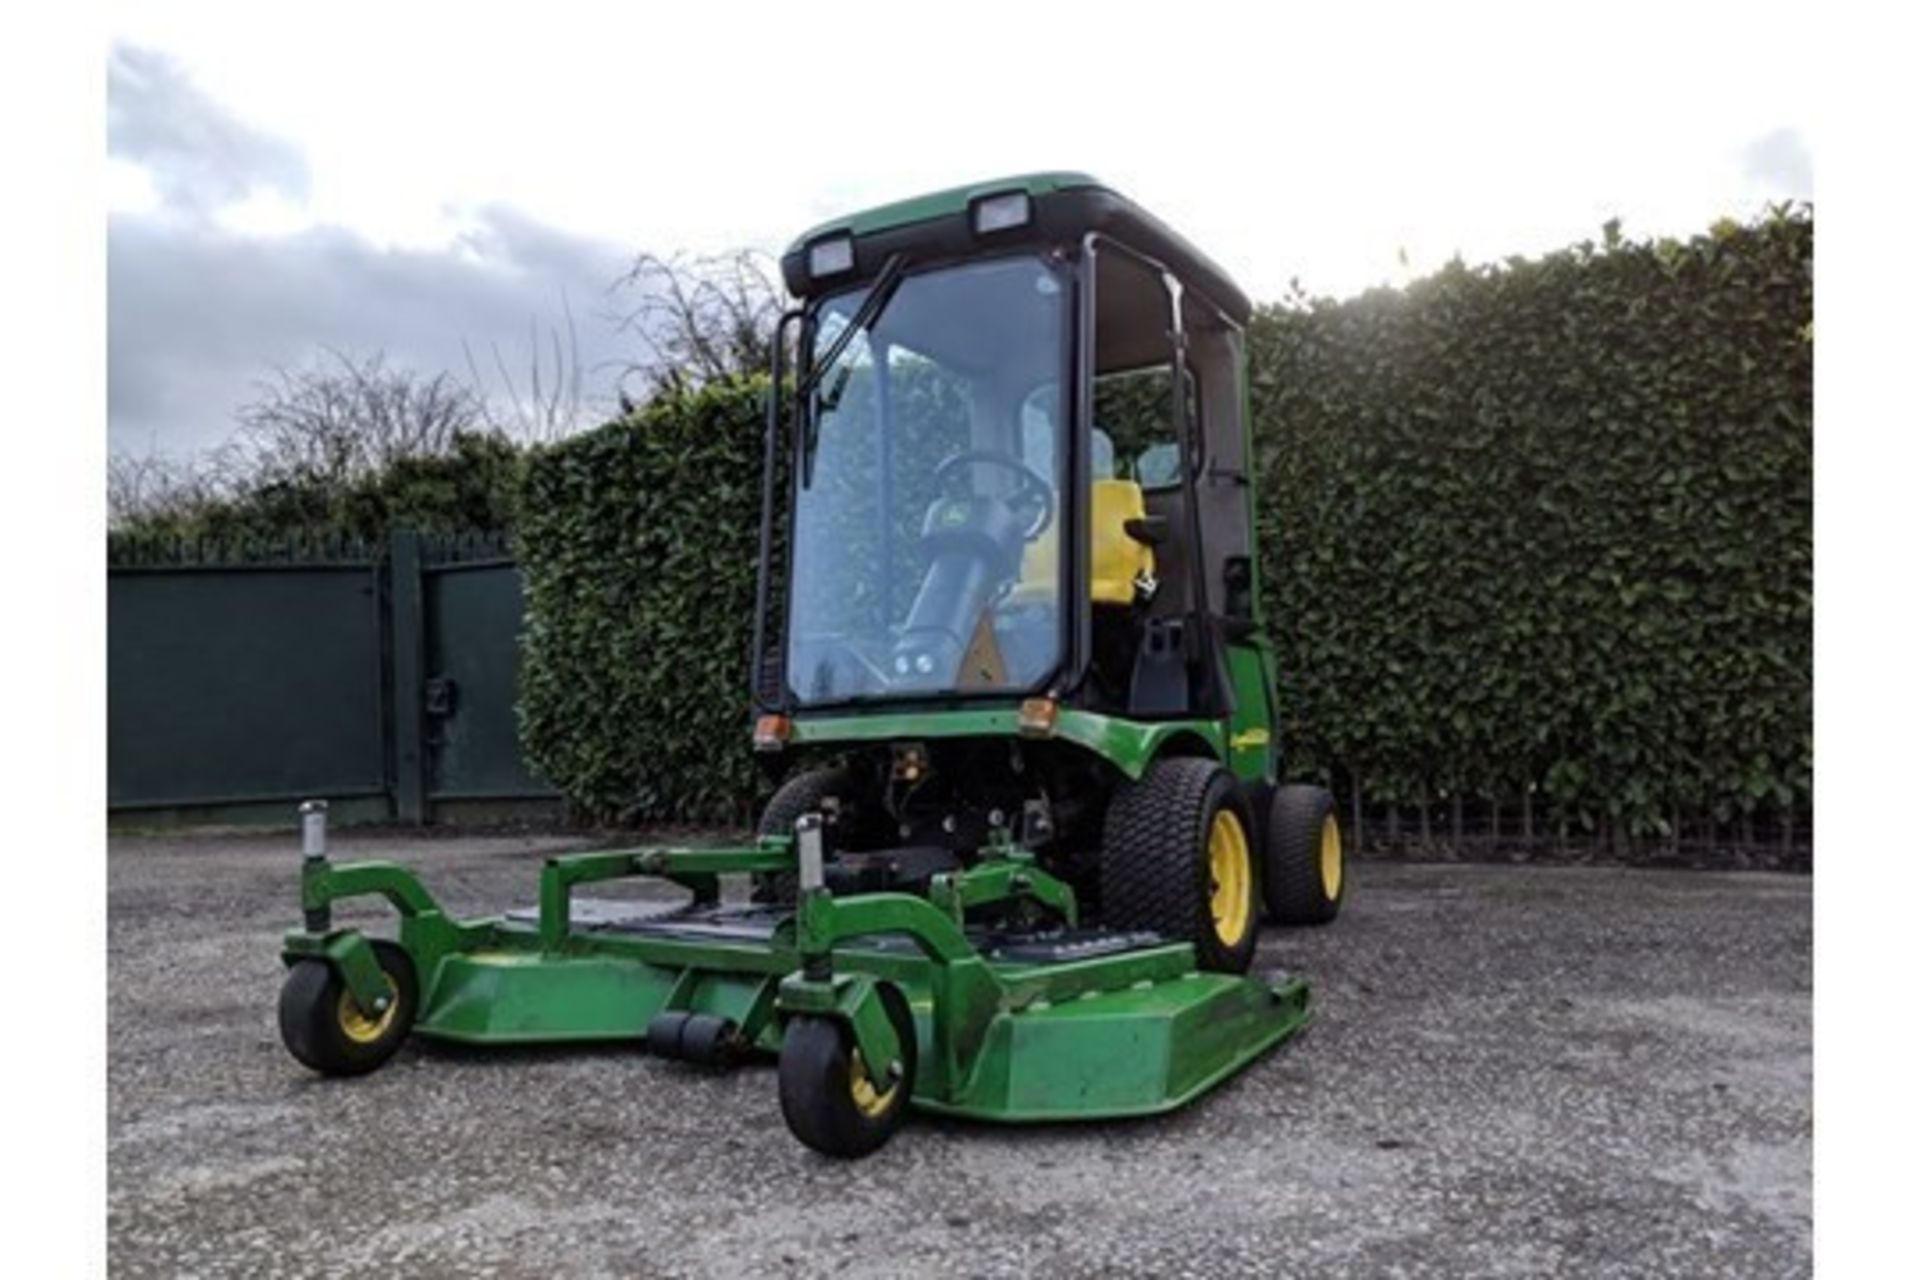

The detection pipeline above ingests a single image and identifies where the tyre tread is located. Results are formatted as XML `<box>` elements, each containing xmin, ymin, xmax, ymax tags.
<box><xmin>1100</xmin><ymin>756</ymin><xmax>1256</xmax><ymax>972</ymax></box>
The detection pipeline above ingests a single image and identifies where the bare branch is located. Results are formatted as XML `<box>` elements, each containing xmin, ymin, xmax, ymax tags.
<box><xmin>229</xmin><ymin>348</ymin><xmax>486</xmax><ymax>487</ymax></box>
<box><xmin>610</xmin><ymin>249</ymin><xmax>786</xmax><ymax>403</ymax></box>
<box><xmin>462</xmin><ymin>299</ymin><xmax>592</xmax><ymax>444</ymax></box>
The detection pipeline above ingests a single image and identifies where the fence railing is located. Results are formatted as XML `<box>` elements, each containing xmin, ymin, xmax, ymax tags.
<box><xmin>1334</xmin><ymin>789</ymin><xmax>1809</xmax><ymax>871</ymax></box>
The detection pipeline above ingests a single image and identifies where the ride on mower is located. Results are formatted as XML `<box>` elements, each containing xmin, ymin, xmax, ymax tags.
<box><xmin>276</xmin><ymin>173</ymin><xmax>1348</xmax><ymax>1157</ymax></box>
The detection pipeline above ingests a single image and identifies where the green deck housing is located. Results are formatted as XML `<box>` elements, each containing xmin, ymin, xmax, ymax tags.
<box><xmin>286</xmin><ymin>838</ymin><xmax>1310</xmax><ymax>1122</ymax></box>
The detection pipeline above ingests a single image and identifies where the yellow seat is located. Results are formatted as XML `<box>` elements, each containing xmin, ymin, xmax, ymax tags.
<box><xmin>1012</xmin><ymin>480</ymin><xmax>1155</xmax><ymax>606</ymax></box>
<box><xmin>1089</xmin><ymin>479</ymin><xmax>1155</xmax><ymax>604</ymax></box>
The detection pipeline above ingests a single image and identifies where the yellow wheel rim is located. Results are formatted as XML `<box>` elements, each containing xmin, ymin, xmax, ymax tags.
<box><xmin>848</xmin><ymin>1048</ymin><xmax>897</xmax><ymax>1119</ymax></box>
<box><xmin>336</xmin><ymin>976</ymin><xmax>399</xmax><ymax>1045</ymax></box>
<box><xmin>1319</xmin><ymin>815</ymin><xmax>1344</xmax><ymax>900</ymax></box>
<box><xmin>1208</xmin><ymin>808</ymin><xmax>1253</xmax><ymax>949</ymax></box>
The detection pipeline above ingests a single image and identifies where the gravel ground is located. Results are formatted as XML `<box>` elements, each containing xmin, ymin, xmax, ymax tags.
<box><xmin>108</xmin><ymin>830</ymin><xmax>1811</xmax><ymax>1278</ymax></box>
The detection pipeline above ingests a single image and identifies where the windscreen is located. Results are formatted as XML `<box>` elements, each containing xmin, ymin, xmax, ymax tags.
<box><xmin>786</xmin><ymin>255</ymin><xmax>1068</xmax><ymax>705</ymax></box>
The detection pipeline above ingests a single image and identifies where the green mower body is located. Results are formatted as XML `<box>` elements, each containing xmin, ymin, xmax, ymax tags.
<box><xmin>278</xmin><ymin>175</ymin><xmax>1347</xmax><ymax>1156</ymax></box>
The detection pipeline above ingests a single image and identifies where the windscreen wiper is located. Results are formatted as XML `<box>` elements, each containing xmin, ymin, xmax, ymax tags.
<box><xmin>796</xmin><ymin>253</ymin><xmax>908</xmax><ymax>401</ymax></box>
<box><xmin>797</xmin><ymin>253</ymin><xmax>908</xmax><ymax>487</ymax></box>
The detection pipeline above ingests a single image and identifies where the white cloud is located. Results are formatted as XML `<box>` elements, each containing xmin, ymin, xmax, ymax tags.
<box><xmin>215</xmin><ymin>189</ymin><xmax>314</xmax><ymax>239</ymax></box>
<box><xmin>1743</xmin><ymin>128</ymin><xmax>1814</xmax><ymax>199</ymax></box>
<box><xmin>105</xmin><ymin>157</ymin><xmax>161</xmax><ymax>217</ymax></box>
<box><xmin>105</xmin><ymin>1</ymin><xmax>1813</xmax><ymax>451</ymax></box>
<box><xmin>108</xmin><ymin>4</ymin><xmax>1810</xmax><ymax>265</ymax></box>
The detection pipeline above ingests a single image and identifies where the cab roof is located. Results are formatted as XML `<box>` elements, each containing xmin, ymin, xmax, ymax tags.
<box><xmin>779</xmin><ymin>172</ymin><xmax>1252</xmax><ymax>325</ymax></box>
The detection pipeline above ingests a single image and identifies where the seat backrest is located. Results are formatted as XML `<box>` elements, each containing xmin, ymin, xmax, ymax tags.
<box><xmin>1009</xmin><ymin>479</ymin><xmax>1156</xmax><ymax>607</ymax></box>
<box><xmin>1089</xmin><ymin>479</ymin><xmax>1154</xmax><ymax>605</ymax></box>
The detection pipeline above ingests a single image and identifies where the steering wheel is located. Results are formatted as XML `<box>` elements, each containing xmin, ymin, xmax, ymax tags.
<box><xmin>932</xmin><ymin>450</ymin><xmax>1056</xmax><ymax>541</ymax></box>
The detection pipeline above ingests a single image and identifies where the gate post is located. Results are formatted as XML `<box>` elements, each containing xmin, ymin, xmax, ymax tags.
<box><xmin>389</xmin><ymin>529</ymin><xmax>428</xmax><ymax>823</ymax></box>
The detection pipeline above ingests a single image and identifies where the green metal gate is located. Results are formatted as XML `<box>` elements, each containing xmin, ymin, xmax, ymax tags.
<box><xmin>419</xmin><ymin>534</ymin><xmax>554</xmax><ymax>820</ymax></box>
<box><xmin>108</xmin><ymin>531</ymin><xmax>556</xmax><ymax>826</ymax></box>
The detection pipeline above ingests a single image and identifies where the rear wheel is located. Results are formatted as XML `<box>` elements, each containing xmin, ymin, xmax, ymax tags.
<box><xmin>1263</xmin><ymin>784</ymin><xmax>1346</xmax><ymax>925</ymax></box>
<box><xmin>1100</xmin><ymin>756</ymin><xmax>1260</xmax><ymax>973</ymax></box>
<box><xmin>777</xmin><ymin>982</ymin><xmax>917</xmax><ymax>1158</ymax></box>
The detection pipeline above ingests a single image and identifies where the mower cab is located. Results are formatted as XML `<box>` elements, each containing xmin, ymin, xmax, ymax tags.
<box><xmin>766</xmin><ymin>174</ymin><xmax>1261</xmax><ymax>733</ymax></box>
<box><xmin>276</xmin><ymin>174</ymin><xmax>1347</xmax><ymax>1157</ymax></box>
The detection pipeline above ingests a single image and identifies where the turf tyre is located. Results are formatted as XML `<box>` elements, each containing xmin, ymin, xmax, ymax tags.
<box><xmin>1263</xmin><ymin>784</ymin><xmax>1345</xmax><ymax>925</ymax></box>
<box><xmin>752</xmin><ymin>768</ymin><xmax>859</xmax><ymax>905</ymax></box>
<box><xmin>1100</xmin><ymin>756</ymin><xmax>1260</xmax><ymax>973</ymax></box>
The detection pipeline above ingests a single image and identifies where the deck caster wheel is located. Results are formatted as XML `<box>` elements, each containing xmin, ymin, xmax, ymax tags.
<box><xmin>777</xmin><ymin>982</ymin><xmax>916</xmax><ymax>1158</ymax></box>
<box><xmin>278</xmin><ymin>938</ymin><xmax>418</xmax><ymax>1077</ymax></box>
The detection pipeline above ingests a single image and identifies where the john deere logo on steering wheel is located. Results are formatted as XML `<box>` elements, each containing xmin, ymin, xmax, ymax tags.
<box><xmin>942</xmin><ymin>503</ymin><xmax>970</xmax><ymax>526</ymax></box>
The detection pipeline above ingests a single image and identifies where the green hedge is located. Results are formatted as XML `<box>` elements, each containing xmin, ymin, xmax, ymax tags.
<box><xmin>517</xmin><ymin>210</ymin><xmax>1813</xmax><ymax>840</ymax></box>
<box><xmin>516</xmin><ymin>380</ymin><xmax>768</xmax><ymax>822</ymax></box>
<box><xmin>1250</xmin><ymin>209</ymin><xmax>1811</xmax><ymax>838</ymax></box>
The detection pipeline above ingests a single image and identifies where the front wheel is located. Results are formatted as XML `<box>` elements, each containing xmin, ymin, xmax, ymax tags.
<box><xmin>751</xmin><ymin>767</ymin><xmax>867</xmax><ymax>906</ymax></box>
<box><xmin>1100</xmin><ymin>757</ymin><xmax>1261</xmax><ymax>973</ymax></box>
<box><xmin>777</xmin><ymin>982</ymin><xmax>917</xmax><ymax>1158</ymax></box>
<box><xmin>278</xmin><ymin>938</ymin><xmax>418</xmax><ymax>1076</ymax></box>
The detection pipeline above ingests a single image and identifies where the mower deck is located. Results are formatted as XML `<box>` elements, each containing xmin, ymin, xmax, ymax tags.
<box><xmin>412</xmin><ymin>898</ymin><xmax>1314</xmax><ymax>1121</ymax></box>
<box><xmin>283</xmin><ymin>836</ymin><xmax>1312</xmax><ymax>1127</ymax></box>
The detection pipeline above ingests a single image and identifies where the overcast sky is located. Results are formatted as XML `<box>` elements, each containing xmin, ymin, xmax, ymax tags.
<box><xmin>107</xmin><ymin>3</ymin><xmax>1811</xmax><ymax>459</ymax></box>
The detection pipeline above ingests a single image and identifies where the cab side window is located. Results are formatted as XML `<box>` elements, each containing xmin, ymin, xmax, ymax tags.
<box><xmin>1093</xmin><ymin>365</ymin><xmax>1199</xmax><ymax>489</ymax></box>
